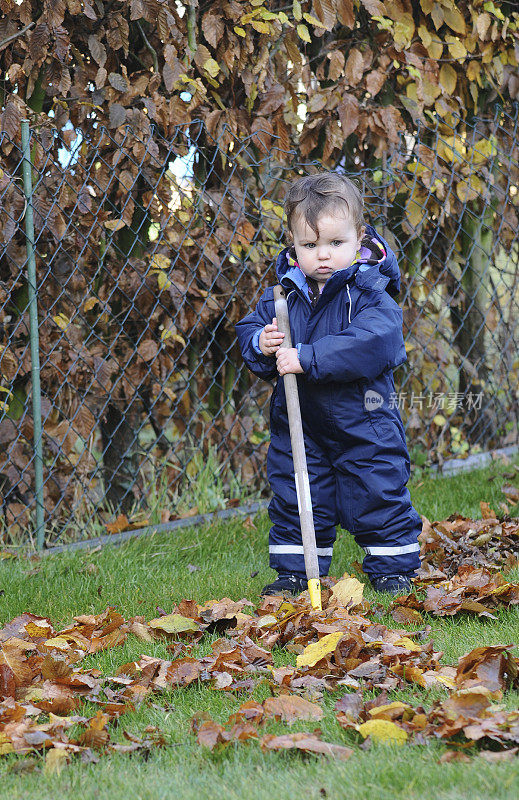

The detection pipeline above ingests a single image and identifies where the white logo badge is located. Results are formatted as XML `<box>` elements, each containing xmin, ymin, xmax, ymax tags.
<box><xmin>364</xmin><ymin>390</ymin><xmax>383</xmax><ymax>411</ymax></box>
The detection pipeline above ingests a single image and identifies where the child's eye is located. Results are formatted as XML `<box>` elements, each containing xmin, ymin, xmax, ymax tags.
<box><xmin>332</xmin><ymin>240</ymin><xmax>343</xmax><ymax>246</ymax></box>
<box><xmin>304</xmin><ymin>243</ymin><xmax>316</xmax><ymax>248</ymax></box>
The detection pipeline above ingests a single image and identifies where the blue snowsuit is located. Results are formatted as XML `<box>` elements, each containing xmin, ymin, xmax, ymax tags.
<box><xmin>235</xmin><ymin>226</ymin><xmax>422</xmax><ymax>578</ymax></box>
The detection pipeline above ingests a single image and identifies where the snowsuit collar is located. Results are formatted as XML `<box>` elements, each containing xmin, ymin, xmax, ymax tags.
<box><xmin>274</xmin><ymin>225</ymin><xmax>400</xmax><ymax>298</ymax></box>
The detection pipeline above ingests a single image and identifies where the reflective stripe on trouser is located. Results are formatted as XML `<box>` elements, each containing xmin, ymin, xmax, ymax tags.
<box><xmin>267</xmin><ymin>429</ymin><xmax>337</xmax><ymax>578</ymax></box>
<box><xmin>266</xmin><ymin>419</ymin><xmax>422</xmax><ymax>578</ymax></box>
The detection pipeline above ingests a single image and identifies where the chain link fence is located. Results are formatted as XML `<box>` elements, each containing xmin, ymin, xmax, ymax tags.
<box><xmin>1</xmin><ymin>108</ymin><xmax>518</xmax><ymax>546</ymax></box>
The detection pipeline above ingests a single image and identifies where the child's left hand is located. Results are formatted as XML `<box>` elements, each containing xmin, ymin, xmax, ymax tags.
<box><xmin>276</xmin><ymin>347</ymin><xmax>304</xmax><ymax>376</ymax></box>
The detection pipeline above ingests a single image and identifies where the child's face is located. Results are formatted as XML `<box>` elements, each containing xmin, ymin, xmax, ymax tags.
<box><xmin>290</xmin><ymin>210</ymin><xmax>365</xmax><ymax>286</ymax></box>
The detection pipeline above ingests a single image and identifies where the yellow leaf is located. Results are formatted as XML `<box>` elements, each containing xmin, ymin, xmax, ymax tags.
<box><xmin>437</xmin><ymin>674</ymin><xmax>457</xmax><ymax>689</ymax></box>
<box><xmin>250</xmin><ymin>19</ymin><xmax>270</xmax><ymax>33</ymax></box>
<box><xmin>426</xmin><ymin>40</ymin><xmax>443</xmax><ymax>60</ymax></box>
<box><xmin>439</xmin><ymin>63</ymin><xmax>457</xmax><ymax>94</ymax></box>
<box><xmin>437</xmin><ymin>135</ymin><xmax>466</xmax><ymax>163</ymax></box>
<box><xmin>296</xmin><ymin>23</ymin><xmax>311</xmax><ymax>43</ymax></box>
<box><xmin>405</xmin><ymin>187</ymin><xmax>427</xmax><ymax>229</ymax></box>
<box><xmin>443</xmin><ymin>6</ymin><xmax>466</xmax><ymax>35</ymax></box>
<box><xmin>161</xmin><ymin>327</ymin><xmax>186</xmax><ymax>345</ymax></box>
<box><xmin>43</xmin><ymin>636</ymin><xmax>72</xmax><ymax>650</ymax></box>
<box><xmin>296</xmin><ymin>631</ymin><xmax>344</xmax><ymax>668</ymax></box>
<box><xmin>357</xmin><ymin>719</ymin><xmax>408</xmax><ymax>745</ymax></box>
<box><xmin>83</xmin><ymin>297</ymin><xmax>99</xmax><ymax>312</ymax></box>
<box><xmin>52</xmin><ymin>313</ymin><xmax>70</xmax><ymax>331</ymax></box>
<box><xmin>204</xmin><ymin>58</ymin><xmax>220</xmax><ymax>78</ymax></box>
<box><xmin>148</xmin><ymin>614</ymin><xmax>200</xmax><ymax>634</ymax></box>
<box><xmin>44</xmin><ymin>748</ymin><xmax>69</xmax><ymax>776</ymax></box>
<box><xmin>303</xmin><ymin>12</ymin><xmax>325</xmax><ymax>28</ymax></box>
<box><xmin>104</xmin><ymin>219</ymin><xmax>126</xmax><ymax>231</ymax></box>
<box><xmin>156</xmin><ymin>270</ymin><xmax>171</xmax><ymax>291</ymax></box>
<box><xmin>393</xmin><ymin>637</ymin><xmax>421</xmax><ymax>652</ymax></box>
<box><xmin>293</xmin><ymin>0</ymin><xmax>302</xmax><ymax>21</ymax></box>
<box><xmin>368</xmin><ymin>702</ymin><xmax>410</xmax><ymax>719</ymax></box>
<box><xmin>470</xmin><ymin>137</ymin><xmax>497</xmax><ymax>164</ymax></box>
<box><xmin>434</xmin><ymin>414</ymin><xmax>447</xmax><ymax>426</ymax></box>
<box><xmin>456</xmin><ymin>175</ymin><xmax>482</xmax><ymax>203</ymax></box>
<box><xmin>467</xmin><ymin>60</ymin><xmax>481</xmax><ymax>83</ymax></box>
<box><xmin>394</xmin><ymin>13</ymin><xmax>415</xmax><ymax>48</ymax></box>
<box><xmin>418</xmin><ymin>25</ymin><xmax>432</xmax><ymax>48</ymax></box>
<box><xmin>446</xmin><ymin>37</ymin><xmax>466</xmax><ymax>60</ymax></box>
<box><xmin>257</xmin><ymin>614</ymin><xmax>278</xmax><ymax>628</ymax></box>
<box><xmin>0</xmin><ymin>733</ymin><xmax>14</xmax><ymax>755</ymax></box>
<box><xmin>330</xmin><ymin>575</ymin><xmax>364</xmax><ymax>607</ymax></box>
<box><xmin>150</xmin><ymin>254</ymin><xmax>171</xmax><ymax>270</ymax></box>
<box><xmin>234</xmin><ymin>26</ymin><xmax>246</xmax><ymax>36</ymax></box>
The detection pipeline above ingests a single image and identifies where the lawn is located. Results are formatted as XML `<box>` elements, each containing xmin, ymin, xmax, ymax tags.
<box><xmin>1</xmin><ymin>454</ymin><xmax>519</xmax><ymax>800</ymax></box>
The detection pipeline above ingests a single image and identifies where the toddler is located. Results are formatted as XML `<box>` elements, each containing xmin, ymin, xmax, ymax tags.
<box><xmin>235</xmin><ymin>173</ymin><xmax>422</xmax><ymax>595</ymax></box>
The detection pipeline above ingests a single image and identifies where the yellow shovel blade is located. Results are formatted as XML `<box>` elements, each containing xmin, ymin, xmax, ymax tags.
<box><xmin>308</xmin><ymin>578</ymin><xmax>322</xmax><ymax>611</ymax></box>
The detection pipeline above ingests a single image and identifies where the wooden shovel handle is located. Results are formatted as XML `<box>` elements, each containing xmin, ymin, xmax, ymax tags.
<box><xmin>273</xmin><ymin>285</ymin><xmax>320</xmax><ymax>585</ymax></box>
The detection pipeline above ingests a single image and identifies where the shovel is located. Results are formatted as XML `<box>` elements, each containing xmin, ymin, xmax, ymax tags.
<box><xmin>273</xmin><ymin>285</ymin><xmax>322</xmax><ymax>611</ymax></box>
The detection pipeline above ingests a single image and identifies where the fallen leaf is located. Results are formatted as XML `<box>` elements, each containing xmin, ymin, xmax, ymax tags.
<box><xmin>260</xmin><ymin>732</ymin><xmax>352</xmax><ymax>759</ymax></box>
<box><xmin>263</xmin><ymin>695</ymin><xmax>323</xmax><ymax>724</ymax></box>
<box><xmin>439</xmin><ymin>750</ymin><xmax>472</xmax><ymax>763</ymax></box>
<box><xmin>330</xmin><ymin>575</ymin><xmax>364</xmax><ymax>607</ymax></box>
<box><xmin>148</xmin><ymin>614</ymin><xmax>200</xmax><ymax>636</ymax></box>
<box><xmin>357</xmin><ymin>719</ymin><xmax>408</xmax><ymax>745</ymax></box>
<box><xmin>296</xmin><ymin>632</ymin><xmax>344</xmax><ymax>668</ymax></box>
<box><xmin>44</xmin><ymin>748</ymin><xmax>70</xmax><ymax>775</ymax></box>
<box><xmin>390</xmin><ymin>607</ymin><xmax>424</xmax><ymax>626</ymax></box>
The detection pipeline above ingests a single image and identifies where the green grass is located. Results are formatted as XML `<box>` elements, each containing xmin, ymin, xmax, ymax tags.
<box><xmin>1</xmin><ymin>454</ymin><xmax>519</xmax><ymax>799</ymax></box>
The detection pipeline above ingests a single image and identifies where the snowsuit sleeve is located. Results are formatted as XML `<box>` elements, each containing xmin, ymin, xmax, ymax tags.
<box><xmin>234</xmin><ymin>287</ymin><xmax>278</xmax><ymax>381</ymax></box>
<box><xmin>297</xmin><ymin>288</ymin><xmax>406</xmax><ymax>383</ymax></box>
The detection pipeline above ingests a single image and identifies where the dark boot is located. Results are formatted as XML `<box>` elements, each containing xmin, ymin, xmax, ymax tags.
<box><xmin>260</xmin><ymin>573</ymin><xmax>307</xmax><ymax>597</ymax></box>
<box><xmin>369</xmin><ymin>574</ymin><xmax>412</xmax><ymax>595</ymax></box>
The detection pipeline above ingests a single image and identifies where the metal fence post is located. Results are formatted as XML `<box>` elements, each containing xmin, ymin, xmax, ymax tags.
<box><xmin>20</xmin><ymin>119</ymin><xmax>45</xmax><ymax>550</ymax></box>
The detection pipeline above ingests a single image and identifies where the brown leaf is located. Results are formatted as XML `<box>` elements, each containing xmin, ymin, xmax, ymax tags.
<box><xmin>390</xmin><ymin>607</ymin><xmax>424</xmax><ymax>626</ymax></box>
<box><xmin>260</xmin><ymin>732</ymin><xmax>352</xmax><ymax>760</ymax></box>
<box><xmin>202</xmin><ymin>12</ymin><xmax>225</xmax><ymax>49</ymax></box>
<box><xmin>479</xmin><ymin>748</ymin><xmax>519</xmax><ymax>762</ymax></box>
<box><xmin>480</xmin><ymin>501</ymin><xmax>496</xmax><ymax>519</ymax></box>
<box><xmin>337</xmin><ymin>95</ymin><xmax>359</xmax><ymax>138</ymax></box>
<box><xmin>344</xmin><ymin>48</ymin><xmax>364</xmax><ymax>85</ymax></box>
<box><xmin>366</xmin><ymin>69</ymin><xmax>386</xmax><ymax>97</ymax></box>
<box><xmin>335</xmin><ymin>692</ymin><xmax>363</xmax><ymax>721</ymax></box>
<box><xmin>77</xmin><ymin>711</ymin><xmax>110</xmax><ymax>748</ymax></box>
<box><xmin>228</xmin><ymin>700</ymin><xmax>265</xmax><ymax>725</ymax></box>
<box><xmin>456</xmin><ymin>646</ymin><xmax>517</xmax><ymax>692</ymax></box>
<box><xmin>263</xmin><ymin>694</ymin><xmax>323</xmax><ymax>724</ymax></box>
<box><xmin>166</xmin><ymin>658</ymin><xmax>203</xmax><ymax>687</ymax></box>
<box><xmin>439</xmin><ymin>750</ymin><xmax>472</xmax><ymax>763</ymax></box>
<box><xmin>440</xmin><ymin>687</ymin><xmax>494</xmax><ymax>721</ymax></box>
<box><xmin>105</xmin><ymin>514</ymin><xmax>129</xmax><ymax>534</ymax></box>
<box><xmin>0</xmin><ymin>664</ymin><xmax>16</xmax><ymax>699</ymax></box>
<box><xmin>88</xmin><ymin>35</ymin><xmax>107</xmax><ymax>67</ymax></box>
<box><xmin>137</xmin><ymin>339</ymin><xmax>159</xmax><ymax>362</ymax></box>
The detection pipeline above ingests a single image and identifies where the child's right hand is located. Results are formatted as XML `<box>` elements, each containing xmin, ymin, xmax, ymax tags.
<box><xmin>259</xmin><ymin>318</ymin><xmax>285</xmax><ymax>356</ymax></box>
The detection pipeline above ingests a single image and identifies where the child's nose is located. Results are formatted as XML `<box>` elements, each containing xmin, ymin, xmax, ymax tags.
<box><xmin>317</xmin><ymin>245</ymin><xmax>330</xmax><ymax>259</ymax></box>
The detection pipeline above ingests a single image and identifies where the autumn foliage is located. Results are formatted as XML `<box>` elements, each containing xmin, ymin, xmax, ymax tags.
<box><xmin>1</xmin><ymin>1</ymin><xmax>519</xmax><ymax>540</ymax></box>
<box><xmin>1</xmin><ymin>509</ymin><xmax>519</xmax><ymax>769</ymax></box>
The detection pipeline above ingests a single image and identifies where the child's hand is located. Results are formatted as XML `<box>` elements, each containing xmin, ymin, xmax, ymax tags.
<box><xmin>259</xmin><ymin>318</ymin><xmax>285</xmax><ymax>356</ymax></box>
<box><xmin>276</xmin><ymin>347</ymin><xmax>304</xmax><ymax>376</ymax></box>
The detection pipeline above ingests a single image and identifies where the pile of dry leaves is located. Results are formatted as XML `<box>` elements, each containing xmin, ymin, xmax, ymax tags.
<box><xmin>418</xmin><ymin>494</ymin><xmax>519</xmax><ymax>578</ymax></box>
<box><xmin>1</xmin><ymin>564</ymin><xmax>519</xmax><ymax>770</ymax></box>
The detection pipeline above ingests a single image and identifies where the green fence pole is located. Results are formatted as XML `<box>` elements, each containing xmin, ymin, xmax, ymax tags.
<box><xmin>21</xmin><ymin>119</ymin><xmax>45</xmax><ymax>550</ymax></box>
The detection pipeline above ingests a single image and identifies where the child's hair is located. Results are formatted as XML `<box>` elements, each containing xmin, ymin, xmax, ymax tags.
<box><xmin>284</xmin><ymin>172</ymin><xmax>364</xmax><ymax>236</ymax></box>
